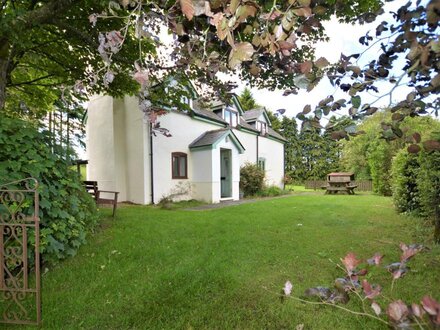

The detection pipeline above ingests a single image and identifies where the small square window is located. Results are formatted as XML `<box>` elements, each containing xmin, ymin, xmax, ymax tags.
<box><xmin>172</xmin><ymin>152</ymin><xmax>188</xmax><ymax>179</ymax></box>
<box><xmin>258</xmin><ymin>158</ymin><xmax>266</xmax><ymax>171</ymax></box>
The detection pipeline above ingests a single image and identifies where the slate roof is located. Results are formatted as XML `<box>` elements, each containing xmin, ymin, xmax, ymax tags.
<box><xmin>267</xmin><ymin>127</ymin><xmax>286</xmax><ymax>142</ymax></box>
<box><xmin>191</xmin><ymin>107</ymin><xmax>227</xmax><ymax>124</ymax></box>
<box><xmin>189</xmin><ymin>129</ymin><xmax>245</xmax><ymax>152</ymax></box>
<box><xmin>238</xmin><ymin>118</ymin><xmax>259</xmax><ymax>132</ymax></box>
<box><xmin>189</xmin><ymin>129</ymin><xmax>229</xmax><ymax>148</ymax></box>
<box><xmin>242</xmin><ymin>108</ymin><xmax>265</xmax><ymax>122</ymax></box>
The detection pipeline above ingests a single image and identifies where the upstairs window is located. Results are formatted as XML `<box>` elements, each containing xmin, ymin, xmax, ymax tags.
<box><xmin>172</xmin><ymin>152</ymin><xmax>188</xmax><ymax>179</ymax></box>
<box><xmin>224</xmin><ymin>108</ymin><xmax>238</xmax><ymax>127</ymax></box>
<box><xmin>257</xmin><ymin>121</ymin><xmax>267</xmax><ymax>135</ymax></box>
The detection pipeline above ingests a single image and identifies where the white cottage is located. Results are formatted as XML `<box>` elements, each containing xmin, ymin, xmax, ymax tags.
<box><xmin>86</xmin><ymin>94</ymin><xmax>285</xmax><ymax>204</ymax></box>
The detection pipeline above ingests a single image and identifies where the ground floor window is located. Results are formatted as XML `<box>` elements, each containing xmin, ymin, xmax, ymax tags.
<box><xmin>172</xmin><ymin>152</ymin><xmax>188</xmax><ymax>179</ymax></box>
<box><xmin>258</xmin><ymin>157</ymin><xmax>266</xmax><ymax>171</ymax></box>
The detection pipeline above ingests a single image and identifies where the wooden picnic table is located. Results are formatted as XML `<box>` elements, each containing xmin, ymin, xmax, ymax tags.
<box><xmin>321</xmin><ymin>172</ymin><xmax>357</xmax><ymax>195</ymax></box>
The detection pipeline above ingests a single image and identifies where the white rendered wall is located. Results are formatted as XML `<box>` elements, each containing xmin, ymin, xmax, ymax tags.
<box><xmin>233</xmin><ymin>129</ymin><xmax>258</xmax><ymax>165</ymax></box>
<box><xmin>151</xmin><ymin>111</ymin><xmax>226</xmax><ymax>204</ymax></box>
<box><xmin>122</xmin><ymin>97</ymin><xmax>149</xmax><ymax>204</ymax></box>
<box><xmin>191</xmin><ymin>149</ymin><xmax>213</xmax><ymax>203</ymax></box>
<box><xmin>86</xmin><ymin>95</ymin><xmax>118</xmax><ymax>192</ymax></box>
<box><xmin>87</xmin><ymin>95</ymin><xmax>147</xmax><ymax>204</ymax></box>
<box><xmin>258</xmin><ymin>137</ymin><xmax>285</xmax><ymax>188</ymax></box>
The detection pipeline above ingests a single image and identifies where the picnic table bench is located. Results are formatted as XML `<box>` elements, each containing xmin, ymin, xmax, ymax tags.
<box><xmin>322</xmin><ymin>172</ymin><xmax>357</xmax><ymax>195</ymax></box>
<box><xmin>83</xmin><ymin>181</ymin><xmax>119</xmax><ymax>217</ymax></box>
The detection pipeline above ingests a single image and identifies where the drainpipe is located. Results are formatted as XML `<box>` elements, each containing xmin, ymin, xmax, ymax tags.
<box><xmin>283</xmin><ymin>142</ymin><xmax>286</xmax><ymax>190</ymax></box>
<box><xmin>256</xmin><ymin>134</ymin><xmax>259</xmax><ymax>164</ymax></box>
<box><xmin>149</xmin><ymin>122</ymin><xmax>155</xmax><ymax>205</ymax></box>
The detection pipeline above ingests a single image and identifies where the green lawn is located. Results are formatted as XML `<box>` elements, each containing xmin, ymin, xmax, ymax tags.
<box><xmin>35</xmin><ymin>194</ymin><xmax>439</xmax><ymax>329</ymax></box>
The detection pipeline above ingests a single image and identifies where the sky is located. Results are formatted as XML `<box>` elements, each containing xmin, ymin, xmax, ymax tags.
<box><xmin>231</xmin><ymin>0</ymin><xmax>416</xmax><ymax>119</ymax></box>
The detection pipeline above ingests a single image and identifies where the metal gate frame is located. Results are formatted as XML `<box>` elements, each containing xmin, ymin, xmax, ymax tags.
<box><xmin>0</xmin><ymin>178</ymin><xmax>41</xmax><ymax>325</ymax></box>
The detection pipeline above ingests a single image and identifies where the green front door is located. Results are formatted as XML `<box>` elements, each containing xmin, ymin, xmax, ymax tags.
<box><xmin>220</xmin><ymin>148</ymin><xmax>232</xmax><ymax>198</ymax></box>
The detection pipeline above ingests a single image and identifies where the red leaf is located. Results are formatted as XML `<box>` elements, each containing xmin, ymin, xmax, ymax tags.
<box><xmin>400</xmin><ymin>242</ymin><xmax>423</xmax><ymax>262</ymax></box>
<box><xmin>387</xmin><ymin>300</ymin><xmax>409</xmax><ymax>322</ymax></box>
<box><xmin>421</xmin><ymin>296</ymin><xmax>440</xmax><ymax>316</ymax></box>
<box><xmin>362</xmin><ymin>279</ymin><xmax>381</xmax><ymax>300</ymax></box>
<box><xmin>341</xmin><ymin>252</ymin><xmax>361</xmax><ymax>273</ymax></box>
<box><xmin>299</xmin><ymin>61</ymin><xmax>313</xmax><ymax>74</ymax></box>
<box><xmin>423</xmin><ymin>140</ymin><xmax>440</xmax><ymax>152</ymax></box>
<box><xmin>411</xmin><ymin>303</ymin><xmax>425</xmax><ymax>318</ymax></box>
<box><xmin>180</xmin><ymin>0</ymin><xmax>195</xmax><ymax>20</ymax></box>
<box><xmin>407</xmin><ymin>144</ymin><xmax>421</xmax><ymax>154</ymax></box>
<box><xmin>367</xmin><ymin>253</ymin><xmax>383</xmax><ymax>266</ymax></box>
<box><xmin>412</xmin><ymin>132</ymin><xmax>421</xmax><ymax>143</ymax></box>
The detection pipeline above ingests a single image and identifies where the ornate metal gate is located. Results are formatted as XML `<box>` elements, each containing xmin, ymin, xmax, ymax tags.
<box><xmin>0</xmin><ymin>178</ymin><xmax>41</xmax><ymax>325</ymax></box>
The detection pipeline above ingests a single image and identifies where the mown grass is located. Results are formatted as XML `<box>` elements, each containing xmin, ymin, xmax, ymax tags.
<box><xmin>21</xmin><ymin>194</ymin><xmax>440</xmax><ymax>329</ymax></box>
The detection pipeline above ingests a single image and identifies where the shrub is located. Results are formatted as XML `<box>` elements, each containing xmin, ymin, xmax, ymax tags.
<box><xmin>368</xmin><ymin>140</ymin><xmax>394</xmax><ymax>196</ymax></box>
<box><xmin>0</xmin><ymin>117</ymin><xmax>98</xmax><ymax>265</ymax></box>
<box><xmin>240</xmin><ymin>162</ymin><xmax>265</xmax><ymax>197</ymax></box>
<box><xmin>391</xmin><ymin>149</ymin><xmax>421</xmax><ymax>214</ymax></box>
<box><xmin>257</xmin><ymin>185</ymin><xmax>289</xmax><ymax>197</ymax></box>
<box><xmin>417</xmin><ymin>147</ymin><xmax>440</xmax><ymax>242</ymax></box>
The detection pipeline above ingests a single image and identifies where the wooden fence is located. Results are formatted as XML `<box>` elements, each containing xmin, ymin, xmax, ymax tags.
<box><xmin>304</xmin><ymin>180</ymin><xmax>373</xmax><ymax>191</ymax></box>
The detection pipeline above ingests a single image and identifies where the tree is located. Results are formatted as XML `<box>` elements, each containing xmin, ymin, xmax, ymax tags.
<box><xmin>341</xmin><ymin>111</ymin><xmax>440</xmax><ymax>195</ymax></box>
<box><xmin>0</xmin><ymin>0</ymin><xmax>149</xmax><ymax>116</ymax></box>
<box><xmin>238</xmin><ymin>87</ymin><xmax>260</xmax><ymax>111</ymax></box>
<box><xmin>280</xmin><ymin>116</ymin><xmax>302</xmax><ymax>182</ymax></box>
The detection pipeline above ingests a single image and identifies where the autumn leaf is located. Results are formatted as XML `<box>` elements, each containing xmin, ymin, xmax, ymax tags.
<box><xmin>413</xmin><ymin>132</ymin><xmax>422</xmax><ymax>143</ymax></box>
<box><xmin>303</xmin><ymin>104</ymin><xmax>311</xmax><ymax>114</ymax></box>
<box><xmin>421</xmin><ymin>296</ymin><xmax>440</xmax><ymax>316</ymax></box>
<box><xmin>423</xmin><ymin>140</ymin><xmax>440</xmax><ymax>151</ymax></box>
<box><xmin>411</xmin><ymin>303</ymin><xmax>425</xmax><ymax>318</ymax></box>
<box><xmin>387</xmin><ymin>300</ymin><xmax>409</xmax><ymax>322</ymax></box>
<box><xmin>367</xmin><ymin>253</ymin><xmax>383</xmax><ymax>266</ymax></box>
<box><xmin>371</xmin><ymin>302</ymin><xmax>381</xmax><ymax>316</ymax></box>
<box><xmin>314</xmin><ymin>57</ymin><xmax>330</xmax><ymax>69</ymax></box>
<box><xmin>299</xmin><ymin>61</ymin><xmax>313</xmax><ymax>74</ymax></box>
<box><xmin>407</xmin><ymin>144</ymin><xmax>421</xmax><ymax>154</ymax></box>
<box><xmin>341</xmin><ymin>252</ymin><xmax>361</xmax><ymax>273</ymax></box>
<box><xmin>180</xmin><ymin>0</ymin><xmax>195</xmax><ymax>20</ymax></box>
<box><xmin>133</xmin><ymin>69</ymin><xmax>149</xmax><ymax>86</ymax></box>
<box><xmin>361</xmin><ymin>279</ymin><xmax>381</xmax><ymax>300</ymax></box>
<box><xmin>278</xmin><ymin>41</ymin><xmax>296</xmax><ymax>50</ymax></box>
<box><xmin>228</xmin><ymin>42</ymin><xmax>255</xmax><ymax>69</ymax></box>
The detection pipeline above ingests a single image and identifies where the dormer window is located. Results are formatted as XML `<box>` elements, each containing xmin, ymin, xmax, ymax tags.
<box><xmin>256</xmin><ymin>121</ymin><xmax>267</xmax><ymax>135</ymax></box>
<box><xmin>224</xmin><ymin>107</ymin><xmax>238</xmax><ymax>127</ymax></box>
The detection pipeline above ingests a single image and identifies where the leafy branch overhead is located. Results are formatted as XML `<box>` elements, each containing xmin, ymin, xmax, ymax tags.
<box><xmin>1</xmin><ymin>0</ymin><xmax>439</xmax><ymax>148</ymax></box>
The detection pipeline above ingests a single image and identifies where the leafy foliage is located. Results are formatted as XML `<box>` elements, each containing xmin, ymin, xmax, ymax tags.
<box><xmin>238</xmin><ymin>87</ymin><xmax>260</xmax><ymax>111</ymax></box>
<box><xmin>0</xmin><ymin>117</ymin><xmax>98</xmax><ymax>264</ymax></box>
<box><xmin>256</xmin><ymin>185</ymin><xmax>288</xmax><ymax>198</ymax></box>
<box><xmin>342</xmin><ymin>112</ymin><xmax>440</xmax><ymax>195</ymax></box>
<box><xmin>391</xmin><ymin>150</ymin><xmax>421</xmax><ymax>214</ymax></box>
<box><xmin>239</xmin><ymin>162</ymin><xmax>265</xmax><ymax>197</ymax></box>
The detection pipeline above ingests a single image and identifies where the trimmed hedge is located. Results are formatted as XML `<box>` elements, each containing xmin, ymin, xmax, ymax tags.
<box><xmin>0</xmin><ymin>117</ymin><xmax>98</xmax><ymax>264</ymax></box>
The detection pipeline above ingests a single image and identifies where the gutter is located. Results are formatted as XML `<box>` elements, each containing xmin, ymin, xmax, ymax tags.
<box><xmin>149</xmin><ymin>122</ymin><xmax>155</xmax><ymax>205</ymax></box>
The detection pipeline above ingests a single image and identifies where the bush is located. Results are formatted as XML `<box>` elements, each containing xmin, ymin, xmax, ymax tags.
<box><xmin>240</xmin><ymin>162</ymin><xmax>265</xmax><ymax>197</ymax></box>
<box><xmin>0</xmin><ymin>117</ymin><xmax>98</xmax><ymax>265</ymax></box>
<box><xmin>257</xmin><ymin>185</ymin><xmax>289</xmax><ymax>197</ymax></box>
<box><xmin>417</xmin><ymin>148</ymin><xmax>440</xmax><ymax>242</ymax></box>
<box><xmin>391</xmin><ymin>149</ymin><xmax>421</xmax><ymax>214</ymax></box>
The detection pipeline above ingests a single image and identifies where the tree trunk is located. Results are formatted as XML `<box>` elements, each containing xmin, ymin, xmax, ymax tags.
<box><xmin>0</xmin><ymin>39</ymin><xmax>10</xmax><ymax>111</ymax></box>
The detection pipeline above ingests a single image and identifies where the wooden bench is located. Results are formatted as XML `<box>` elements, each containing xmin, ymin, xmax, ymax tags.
<box><xmin>83</xmin><ymin>181</ymin><xmax>119</xmax><ymax>217</ymax></box>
